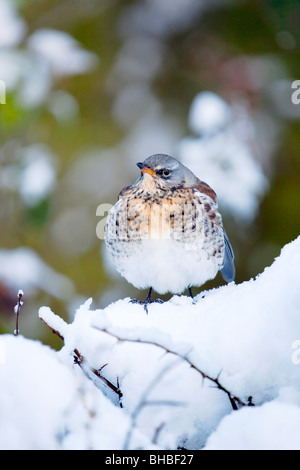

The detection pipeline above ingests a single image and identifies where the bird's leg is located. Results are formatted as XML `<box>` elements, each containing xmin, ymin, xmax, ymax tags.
<box><xmin>188</xmin><ymin>286</ymin><xmax>198</xmax><ymax>304</ymax></box>
<box><xmin>145</xmin><ymin>287</ymin><xmax>153</xmax><ymax>303</ymax></box>
<box><xmin>130</xmin><ymin>287</ymin><xmax>163</xmax><ymax>314</ymax></box>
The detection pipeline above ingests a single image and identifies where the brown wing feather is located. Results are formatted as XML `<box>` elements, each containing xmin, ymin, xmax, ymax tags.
<box><xmin>195</xmin><ymin>180</ymin><xmax>217</xmax><ymax>202</ymax></box>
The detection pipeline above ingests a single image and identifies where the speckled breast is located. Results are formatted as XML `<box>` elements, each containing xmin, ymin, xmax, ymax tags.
<box><xmin>105</xmin><ymin>187</ymin><xmax>225</xmax><ymax>260</ymax></box>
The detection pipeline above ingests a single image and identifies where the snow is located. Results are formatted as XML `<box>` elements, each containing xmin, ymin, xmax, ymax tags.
<box><xmin>1</xmin><ymin>235</ymin><xmax>300</xmax><ymax>449</ymax></box>
<box><xmin>204</xmin><ymin>400</ymin><xmax>300</xmax><ymax>450</ymax></box>
<box><xmin>0</xmin><ymin>3</ymin><xmax>97</xmax><ymax>109</ymax></box>
<box><xmin>119</xmin><ymin>0</ymin><xmax>215</xmax><ymax>38</ymax></box>
<box><xmin>47</xmin><ymin>90</ymin><xmax>79</xmax><ymax>121</ymax></box>
<box><xmin>188</xmin><ymin>91</ymin><xmax>231</xmax><ymax>135</ymax></box>
<box><xmin>178</xmin><ymin>92</ymin><xmax>269</xmax><ymax>222</ymax></box>
<box><xmin>0</xmin><ymin>247</ymin><xmax>74</xmax><ymax>301</ymax></box>
<box><xmin>0</xmin><ymin>335</ymin><xmax>152</xmax><ymax>450</ymax></box>
<box><xmin>27</xmin><ymin>29</ymin><xmax>98</xmax><ymax>77</ymax></box>
<box><xmin>0</xmin><ymin>0</ymin><xmax>26</xmax><ymax>47</ymax></box>
<box><xmin>19</xmin><ymin>144</ymin><xmax>57</xmax><ymax>207</ymax></box>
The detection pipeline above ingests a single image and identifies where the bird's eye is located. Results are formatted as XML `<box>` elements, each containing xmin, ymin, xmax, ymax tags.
<box><xmin>162</xmin><ymin>169</ymin><xmax>170</xmax><ymax>177</ymax></box>
<box><xmin>156</xmin><ymin>168</ymin><xmax>170</xmax><ymax>177</ymax></box>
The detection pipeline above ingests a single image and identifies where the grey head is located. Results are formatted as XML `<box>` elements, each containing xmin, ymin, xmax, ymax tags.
<box><xmin>136</xmin><ymin>154</ymin><xmax>200</xmax><ymax>189</ymax></box>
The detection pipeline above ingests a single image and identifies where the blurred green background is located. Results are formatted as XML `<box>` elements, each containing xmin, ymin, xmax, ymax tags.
<box><xmin>0</xmin><ymin>0</ymin><xmax>299</xmax><ymax>348</ymax></box>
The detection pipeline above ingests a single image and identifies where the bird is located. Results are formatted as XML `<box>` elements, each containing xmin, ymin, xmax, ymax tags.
<box><xmin>105</xmin><ymin>154</ymin><xmax>235</xmax><ymax>312</ymax></box>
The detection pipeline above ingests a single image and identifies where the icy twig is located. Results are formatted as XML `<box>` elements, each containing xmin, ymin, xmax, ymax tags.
<box><xmin>39</xmin><ymin>317</ymin><xmax>64</xmax><ymax>341</ymax></box>
<box><xmin>152</xmin><ymin>422</ymin><xmax>165</xmax><ymax>445</ymax></box>
<box><xmin>123</xmin><ymin>359</ymin><xmax>184</xmax><ymax>450</ymax></box>
<box><xmin>39</xmin><ymin>314</ymin><xmax>123</xmax><ymax>404</ymax></box>
<box><xmin>73</xmin><ymin>348</ymin><xmax>123</xmax><ymax>404</ymax></box>
<box><xmin>14</xmin><ymin>290</ymin><xmax>24</xmax><ymax>336</ymax></box>
<box><xmin>93</xmin><ymin>326</ymin><xmax>250</xmax><ymax>410</ymax></box>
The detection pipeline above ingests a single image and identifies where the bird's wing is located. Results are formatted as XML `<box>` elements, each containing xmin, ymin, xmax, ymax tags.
<box><xmin>221</xmin><ymin>228</ymin><xmax>235</xmax><ymax>282</ymax></box>
<box><xmin>195</xmin><ymin>180</ymin><xmax>217</xmax><ymax>202</ymax></box>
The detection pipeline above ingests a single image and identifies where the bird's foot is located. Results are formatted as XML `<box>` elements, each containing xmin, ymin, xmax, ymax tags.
<box><xmin>130</xmin><ymin>298</ymin><xmax>163</xmax><ymax>313</ymax></box>
<box><xmin>130</xmin><ymin>288</ymin><xmax>163</xmax><ymax>314</ymax></box>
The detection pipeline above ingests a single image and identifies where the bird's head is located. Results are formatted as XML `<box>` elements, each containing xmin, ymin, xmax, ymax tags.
<box><xmin>136</xmin><ymin>154</ymin><xmax>198</xmax><ymax>189</ymax></box>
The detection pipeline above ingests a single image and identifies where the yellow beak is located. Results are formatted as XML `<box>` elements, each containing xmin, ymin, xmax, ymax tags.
<box><xmin>136</xmin><ymin>162</ymin><xmax>156</xmax><ymax>177</ymax></box>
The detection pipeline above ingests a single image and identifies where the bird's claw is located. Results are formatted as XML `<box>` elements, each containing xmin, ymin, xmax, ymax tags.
<box><xmin>129</xmin><ymin>297</ymin><xmax>164</xmax><ymax>314</ymax></box>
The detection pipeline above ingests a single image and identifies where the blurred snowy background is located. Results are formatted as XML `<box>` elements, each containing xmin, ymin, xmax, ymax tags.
<box><xmin>0</xmin><ymin>0</ymin><xmax>300</xmax><ymax>345</ymax></box>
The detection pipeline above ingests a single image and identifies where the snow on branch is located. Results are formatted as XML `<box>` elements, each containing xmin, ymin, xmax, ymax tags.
<box><xmin>35</xmin><ymin>236</ymin><xmax>300</xmax><ymax>449</ymax></box>
<box><xmin>92</xmin><ymin>325</ymin><xmax>248</xmax><ymax>410</ymax></box>
<box><xmin>39</xmin><ymin>306</ymin><xmax>123</xmax><ymax>405</ymax></box>
<box><xmin>14</xmin><ymin>290</ymin><xmax>24</xmax><ymax>336</ymax></box>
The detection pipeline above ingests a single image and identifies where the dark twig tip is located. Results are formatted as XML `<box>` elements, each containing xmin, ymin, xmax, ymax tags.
<box><xmin>14</xmin><ymin>289</ymin><xmax>24</xmax><ymax>336</ymax></box>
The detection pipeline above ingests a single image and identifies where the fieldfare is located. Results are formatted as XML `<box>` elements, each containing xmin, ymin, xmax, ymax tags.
<box><xmin>105</xmin><ymin>154</ymin><xmax>235</xmax><ymax>311</ymax></box>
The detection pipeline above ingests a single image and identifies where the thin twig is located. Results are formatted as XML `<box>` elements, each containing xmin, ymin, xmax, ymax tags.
<box><xmin>14</xmin><ymin>290</ymin><xmax>24</xmax><ymax>336</ymax></box>
<box><xmin>73</xmin><ymin>349</ymin><xmax>123</xmax><ymax>404</ymax></box>
<box><xmin>152</xmin><ymin>422</ymin><xmax>165</xmax><ymax>445</ymax></box>
<box><xmin>93</xmin><ymin>326</ymin><xmax>250</xmax><ymax>409</ymax></box>
<box><xmin>123</xmin><ymin>359</ymin><xmax>183</xmax><ymax>450</ymax></box>
<box><xmin>39</xmin><ymin>317</ymin><xmax>64</xmax><ymax>341</ymax></box>
<box><xmin>40</xmin><ymin>316</ymin><xmax>123</xmax><ymax>404</ymax></box>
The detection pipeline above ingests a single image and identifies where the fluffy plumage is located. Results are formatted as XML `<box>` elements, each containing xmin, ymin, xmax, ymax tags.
<box><xmin>105</xmin><ymin>154</ymin><xmax>235</xmax><ymax>297</ymax></box>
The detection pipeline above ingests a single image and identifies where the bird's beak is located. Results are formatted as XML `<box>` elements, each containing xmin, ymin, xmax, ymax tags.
<box><xmin>136</xmin><ymin>162</ymin><xmax>156</xmax><ymax>177</ymax></box>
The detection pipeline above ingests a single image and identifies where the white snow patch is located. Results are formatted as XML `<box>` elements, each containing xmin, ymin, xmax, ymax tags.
<box><xmin>1</xmin><ymin>236</ymin><xmax>300</xmax><ymax>449</ymax></box>
<box><xmin>0</xmin><ymin>335</ymin><xmax>152</xmax><ymax>450</ymax></box>
<box><xmin>36</xmin><ymin>235</ymin><xmax>300</xmax><ymax>449</ymax></box>
<box><xmin>204</xmin><ymin>400</ymin><xmax>300</xmax><ymax>450</ymax></box>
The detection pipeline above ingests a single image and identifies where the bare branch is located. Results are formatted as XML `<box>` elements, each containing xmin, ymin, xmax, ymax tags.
<box><xmin>14</xmin><ymin>290</ymin><xmax>24</xmax><ymax>336</ymax></box>
<box><xmin>123</xmin><ymin>359</ymin><xmax>183</xmax><ymax>450</ymax></box>
<box><xmin>73</xmin><ymin>348</ymin><xmax>123</xmax><ymax>405</ymax></box>
<box><xmin>40</xmin><ymin>315</ymin><xmax>123</xmax><ymax>405</ymax></box>
<box><xmin>152</xmin><ymin>422</ymin><xmax>165</xmax><ymax>445</ymax></box>
<box><xmin>93</xmin><ymin>326</ymin><xmax>250</xmax><ymax>409</ymax></box>
<box><xmin>39</xmin><ymin>317</ymin><xmax>64</xmax><ymax>341</ymax></box>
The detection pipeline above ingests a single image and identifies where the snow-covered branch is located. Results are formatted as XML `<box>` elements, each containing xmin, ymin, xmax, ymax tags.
<box><xmin>1</xmin><ymin>236</ymin><xmax>300</xmax><ymax>449</ymax></box>
<box><xmin>92</xmin><ymin>326</ymin><xmax>248</xmax><ymax>410</ymax></box>
<box><xmin>40</xmin><ymin>313</ymin><xmax>123</xmax><ymax>404</ymax></box>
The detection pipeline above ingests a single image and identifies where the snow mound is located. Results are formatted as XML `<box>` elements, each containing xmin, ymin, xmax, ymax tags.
<box><xmin>38</xmin><ymin>235</ymin><xmax>300</xmax><ymax>450</ymax></box>
<box><xmin>204</xmin><ymin>399</ymin><xmax>300</xmax><ymax>450</ymax></box>
<box><xmin>0</xmin><ymin>334</ymin><xmax>154</xmax><ymax>450</ymax></box>
<box><xmin>1</xmin><ymin>236</ymin><xmax>300</xmax><ymax>450</ymax></box>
